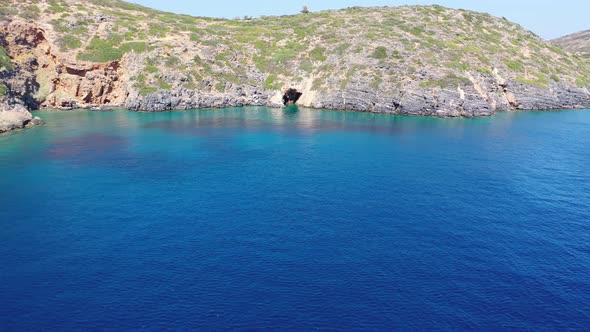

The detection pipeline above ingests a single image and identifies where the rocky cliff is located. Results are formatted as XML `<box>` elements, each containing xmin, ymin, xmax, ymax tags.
<box><xmin>1</xmin><ymin>0</ymin><xmax>590</xmax><ymax>130</ymax></box>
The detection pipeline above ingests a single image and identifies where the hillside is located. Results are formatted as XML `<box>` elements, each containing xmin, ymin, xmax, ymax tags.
<box><xmin>553</xmin><ymin>30</ymin><xmax>590</xmax><ymax>58</ymax></box>
<box><xmin>1</xmin><ymin>0</ymin><xmax>590</xmax><ymax>128</ymax></box>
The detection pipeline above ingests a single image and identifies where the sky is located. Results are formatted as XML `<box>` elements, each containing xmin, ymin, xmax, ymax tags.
<box><xmin>129</xmin><ymin>0</ymin><xmax>588</xmax><ymax>40</ymax></box>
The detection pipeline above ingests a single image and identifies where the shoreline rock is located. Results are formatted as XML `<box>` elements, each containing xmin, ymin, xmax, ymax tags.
<box><xmin>0</xmin><ymin>101</ymin><xmax>43</xmax><ymax>133</ymax></box>
<box><xmin>114</xmin><ymin>81</ymin><xmax>590</xmax><ymax>117</ymax></box>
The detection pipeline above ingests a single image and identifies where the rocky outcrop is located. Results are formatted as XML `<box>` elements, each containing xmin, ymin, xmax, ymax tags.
<box><xmin>0</xmin><ymin>20</ymin><xmax>126</xmax><ymax>111</ymax></box>
<box><xmin>124</xmin><ymin>84</ymin><xmax>271</xmax><ymax>112</ymax></box>
<box><xmin>0</xmin><ymin>21</ymin><xmax>45</xmax><ymax>133</ymax></box>
<box><xmin>43</xmin><ymin>60</ymin><xmax>125</xmax><ymax>109</ymax></box>
<box><xmin>274</xmin><ymin>75</ymin><xmax>589</xmax><ymax>117</ymax></box>
<box><xmin>0</xmin><ymin>101</ymin><xmax>43</xmax><ymax>133</ymax></box>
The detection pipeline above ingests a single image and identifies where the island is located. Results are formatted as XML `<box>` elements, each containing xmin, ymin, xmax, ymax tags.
<box><xmin>1</xmin><ymin>0</ymin><xmax>590</xmax><ymax>133</ymax></box>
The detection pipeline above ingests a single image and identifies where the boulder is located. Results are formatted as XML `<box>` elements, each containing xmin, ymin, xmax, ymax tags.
<box><xmin>0</xmin><ymin>102</ymin><xmax>43</xmax><ymax>133</ymax></box>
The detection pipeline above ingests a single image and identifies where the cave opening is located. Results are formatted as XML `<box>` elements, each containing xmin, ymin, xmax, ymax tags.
<box><xmin>282</xmin><ymin>88</ymin><xmax>302</xmax><ymax>105</ymax></box>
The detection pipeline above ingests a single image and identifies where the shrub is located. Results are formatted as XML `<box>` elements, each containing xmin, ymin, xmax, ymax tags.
<box><xmin>516</xmin><ymin>76</ymin><xmax>548</xmax><ymax>89</ymax></box>
<box><xmin>299</xmin><ymin>59</ymin><xmax>313</xmax><ymax>73</ymax></box>
<box><xmin>271</xmin><ymin>49</ymin><xmax>296</xmax><ymax>64</ymax></box>
<box><xmin>370</xmin><ymin>76</ymin><xmax>383</xmax><ymax>90</ymax></box>
<box><xmin>420</xmin><ymin>73</ymin><xmax>470</xmax><ymax>88</ymax></box>
<box><xmin>119</xmin><ymin>42</ymin><xmax>149</xmax><ymax>53</ymax></box>
<box><xmin>148</xmin><ymin>23</ymin><xmax>169</xmax><ymax>37</ymax></box>
<box><xmin>310</xmin><ymin>47</ymin><xmax>327</xmax><ymax>62</ymax></box>
<box><xmin>145</xmin><ymin>65</ymin><xmax>159</xmax><ymax>73</ymax></box>
<box><xmin>370</xmin><ymin>46</ymin><xmax>387</xmax><ymax>59</ymax></box>
<box><xmin>335</xmin><ymin>43</ymin><xmax>351</xmax><ymax>56</ymax></box>
<box><xmin>138</xmin><ymin>85</ymin><xmax>157</xmax><ymax>96</ymax></box>
<box><xmin>77</xmin><ymin>37</ymin><xmax>123</xmax><ymax>62</ymax></box>
<box><xmin>448</xmin><ymin>60</ymin><xmax>470</xmax><ymax>71</ymax></box>
<box><xmin>505</xmin><ymin>60</ymin><xmax>525</xmax><ymax>73</ymax></box>
<box><xmin>165</xmin><ymin>56</ymin><xmax>181</xmax><ymax>67</ymax></box>
<box><xmin>263</xmin><ymin>75</ymin><xmax>280</xmax><ymax>90</ymax></box>
<box><xmin>60</xmin><ymin>35</ymin><xmax>82</xmax><ymax>51</ymax></box>
<box><xmin>47</xmin><ymin>4</ymin><xmax>66</xmax><ymax>13</ymax></box>
<box><xmin>0</xmin><ymin>46</ymin><xmax>12</xmax><ymax>70</ymax></box>
<box><xmin>476</xmin><ymin>67</ymin><xmax>493</xmax><ymax>75</ymax></box>
<box><xmin>575</xmin><ymin>77</ymin><xmax>590</xmax><ymax>87</ymax></box>
<box><xmin>20</xmin><ymin>5</ymin><xmax>40</xmax><ymax>19</ymax></box>
<box><xmin>158</xmin><ymin>79</ymin><xmax>171</xmax><ymax>90</ymax></box>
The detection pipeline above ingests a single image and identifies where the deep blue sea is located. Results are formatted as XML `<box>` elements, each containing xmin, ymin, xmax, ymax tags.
<box><xmin>1</xmin><ymin>107</ymin><xmax>590</xmax><ymax>331</ymax></box>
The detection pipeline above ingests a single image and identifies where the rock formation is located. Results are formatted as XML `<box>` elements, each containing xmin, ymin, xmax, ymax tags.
<box><xmin>0</xmin><ymin>102</ymin><xmax>43</xmax><ymax>133</ymax></box>
<box><xmin>0</xmin><ymin>0</ymin><xmax>589</xmax><ymax>133</ymax></box>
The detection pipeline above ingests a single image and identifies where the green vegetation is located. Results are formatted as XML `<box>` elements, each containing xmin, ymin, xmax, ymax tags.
<box><xmin>263</xmin><ymin>75</ymin><xmax>280</xmax><ymax>90</ymax></box>
<box><xmin>576</xmin><ymin>76</ymin><xmax>590</xmax><ymax>87</ymax></box>
<box><xmin>516</xmin><ymin>75</ymin><xmax>549</xmax><ymax>89</ymax></box>
<box><xmin>77</xmin><ymin>37</ymin><xmax>149</xmax><ymax>62</ymax></box>
<box><xmin>148</xmin><ymin>23</ymin><xmax>170</xmax><ymax>37</ymax></box>
<box><xmin>138</xmin><ymin>86</ymin><xmax>158</xmax><ymax>95</ymax></box>
<box><xmin>310</xmin><ymin>47</ymin><xmax>327</xmax><ymax>62</ymax></box>
<box><xmin>476</xmin><ymin>67</ymin><xmax>493</xmax><ymax>75</ymax></box>
<box><xmin>505</xmin><ymin>60</ymin><xmax>525</xmax><ymax>73</ymax></box>
<box><xmin>165</xmin><ymin>56</ymin><xmax>181</xmax><ymax>67</ymax></box>
<box><xmin>47</xmin><ymin>3</ymin><xmax>66</xmax><ymax>13</ymax></box>
<box><xmin>133</xmin><ymin>73</ymin><xmax>158</xmax><ymax>96</ymax></box>
<box><xmin>145</xmin><ymin>65</ymin><xmax>159</xmax><ymax>73</ymax></box>
<box><xmin>51</xmin><ymin>17</ymin><xmax>92</xmax><ymax>37</ymax></box>
<box><xmin>119</xmin><ymin>42</ymin><xmax>150</xmax><ymax>53</ymax></box>
<box><xmin>20</xmin><ymin>4</ymin><xmax>40</xmax><ymax>19</ymax></box>
<box><xmin>420</xmin><ymin>73</ymin><xmax>471</xmax><ymax>88</ymax></box>
<box><xmin>272</xmin><ymin>49</ymin><xmax>297</xmax><ymax>64</ymax></box>
<box><xmin>0</xmin><ymin>1</ymin><xmax>16</xmax><ymax>20</ymax></box>
<box><xmin>78</xmin><ymin>37</ymin><xmax>123</xmax><ymax>62</ymax></box>
<box><xmin>299</xmin><ymin>59</ymin><xmax>313</xmax><ymax>73</ymax></box>
<box><xmin>448</xmin><ymin>60</ymin><xmax>470</xmax><ymax>71</ymax></box>
<box><xmin>60</xmin><ymin>35</ymin><xmax>82</xmax><ymax>51</ymax></box>
<box><xmin>0</xmin><ymin>83</ymin><xmax>7</xmax><ymax>96</ymax></box>
<box><xmin>335</xmin><ymin>43</ymin><xmax>352</xmax><ymax>56</ymax></box>
<box><xmin>370</xmin><ymin>76</ymin><xmax>383</xmax><ymax>90</ymax></box>
<box><xmin>370</xmin><ymin>46</ymin><xmax>388</xmax><ymax>59</ymax></box>
<box><xmin>0</xmin><ymin>46</ymin><xmax>12</xmax><ymax>71</ymax></box>
<box><xmin>158</xmin><ymin>79</ymin><xmax>171</xmax><ymax>90</ymax></box>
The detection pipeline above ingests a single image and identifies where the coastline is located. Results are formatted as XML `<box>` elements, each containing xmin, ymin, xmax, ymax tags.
<box><xmin>3</xmin><ymin>101</ymin><xmax>590</xmax><ymax>135</ymax></box>
<box><xmin>1</xmin><ymin>9</ymin><xmax>589</xmax><ymax>125</ymax></box>
<box><xmin>36</xmin><ymin>100</ymin><xmax>590</xmax><ymax>116</ymax></box>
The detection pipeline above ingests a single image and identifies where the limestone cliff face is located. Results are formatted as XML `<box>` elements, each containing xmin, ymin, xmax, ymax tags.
<box><xmin>304</xmin><ymin>74</ymin><xmax>590</xmax><ymax>117</ymax></box>
<box><xmin>0</xmin><ymin>21</ymin><xmax>126</xmax><ymax>110</ymax></box>
<box><xmin>0</xmin><ymin>0</ymin><xmax>589</xmax><ymax>124</ymax></box>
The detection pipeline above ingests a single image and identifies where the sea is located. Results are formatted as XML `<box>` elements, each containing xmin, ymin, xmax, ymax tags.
<box><xmin>1</xmin><ymin>107</ymin><xmax>589</xmax><ymax>330</ymax></box>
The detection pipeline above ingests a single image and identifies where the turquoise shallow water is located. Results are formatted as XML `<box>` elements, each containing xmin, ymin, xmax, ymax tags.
<box><xmin>1</xmin><ymin>107</ymin><xmax>590</xmax><ymax>330</ymax></box>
